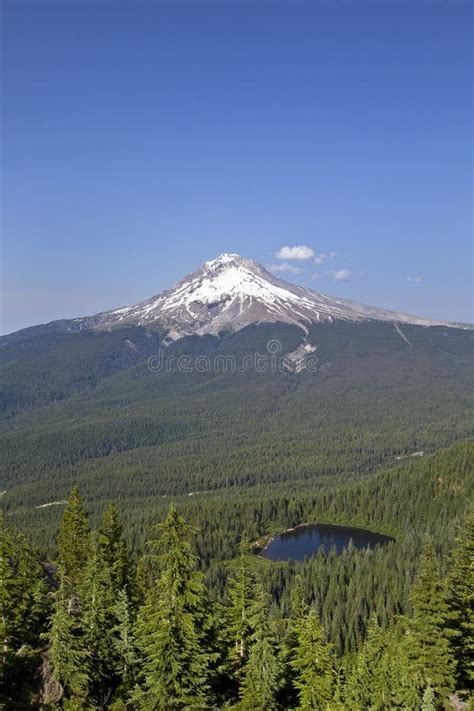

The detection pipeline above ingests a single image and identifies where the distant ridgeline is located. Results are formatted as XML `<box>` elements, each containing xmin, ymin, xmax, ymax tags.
<box><xmin>1</xmin><ymin>446</ymin><xmax>472</xmax><ymax>708</ymax></box>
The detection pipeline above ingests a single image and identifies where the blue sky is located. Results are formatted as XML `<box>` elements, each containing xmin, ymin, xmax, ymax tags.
<box><xmin>2</xmin><ymin>0</ymin><xmax>472</xmax><ymax>333</ymax></box>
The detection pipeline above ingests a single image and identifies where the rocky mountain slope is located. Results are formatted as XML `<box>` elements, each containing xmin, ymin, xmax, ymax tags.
<box><xmin>67</xmin><ymin>253</ymin><xmax>464</xmax><ymax>338</ymax></box>
<box><xmin>2</xmin><ymin>254</ymin><xmax>466</xmax><ymax>346</ymax></box>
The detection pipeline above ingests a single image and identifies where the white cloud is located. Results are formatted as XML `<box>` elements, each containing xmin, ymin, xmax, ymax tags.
<box><xmin>314</xmin><ymin>251</ymin><xmax>336</xmax><ymax>265</ymax></box>
<box><xmin>267</xmin><ymin>262</ymin><xmax>303</xmax><ymax>274</ymax></box>
<box><xmin>275</xmin><ymin>245</ymin><xmax>315</xmax><ymax>260</ymax></box>
<box><xmin>330</xmin><ymin>269</ymin><xmax>352</xmax><ymax>282</ymax></box>
<box><xmin>406</xmin><ymin>276</ymin><xmax>423</xmax><ymax>284</ymax></box>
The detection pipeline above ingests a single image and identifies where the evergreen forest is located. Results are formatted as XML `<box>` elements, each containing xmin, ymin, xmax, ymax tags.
<box><xmin>1</xmin><ymin>442</ymin><xmax>472</xmax><ymax>709</ymax></box>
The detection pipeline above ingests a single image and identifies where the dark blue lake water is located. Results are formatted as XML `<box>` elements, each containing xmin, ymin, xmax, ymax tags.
<box><xmin>260</xmin><ymin>524</ymin><xmax>394</xmax><ymax>562</ymax></box>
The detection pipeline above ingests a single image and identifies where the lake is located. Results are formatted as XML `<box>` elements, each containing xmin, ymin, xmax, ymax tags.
<box><xmin>260</xmin><ymin>523</ymin><xmax>394</xmax><ymax>562</ymax></box>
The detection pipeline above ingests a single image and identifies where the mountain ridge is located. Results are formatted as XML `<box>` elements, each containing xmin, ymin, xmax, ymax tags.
<box><xmin>2</xmin><ymin>253</ymin><xmax>470</xmax><ymax>345</ymax></box>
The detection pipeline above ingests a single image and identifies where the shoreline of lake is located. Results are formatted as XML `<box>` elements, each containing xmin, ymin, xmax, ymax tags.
<box><xmin>259</xmin><ymin>522</ymin><xmax>395</xmax><ymax>562</ymax></box>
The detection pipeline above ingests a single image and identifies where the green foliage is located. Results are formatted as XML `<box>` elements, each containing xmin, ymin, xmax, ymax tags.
<box><xmin>81</xmin><ymin>538</ymin><xmax>119</xmax><ymax>706</ymax></box>
<box><xmin>290</xmin><ymin>607</ymin><xmax>334</xmax><ymax>709</ymax></box>
<box><xmin>345</xmin><ymin>617</ymin><xmax>421</xmax><ymax>710</ymax></box>
<box><xmin>57</xmin><ymin>486</ymin><xmax>90</xmax><ymax>583</ymax></box>
<box><xmin>2</xmin><ymin>321</ymin><xmax>472</xmax><ymax>548</ymax></box>
<box><xmin>346</xmin><ymin>618</ymin><xmax>387</xmax><ymax>710</ymax></box>
<box><xmin>239</xmin><ymin>581</ymin><xmax>281</xmax><ymax>710</ymax></box>
<box><xmin>0</xmin><ymin>514</ymin><xmax>48</xmax><ymax>653</ymax></box>
<box><xmin>225</xmin><ymin>540</ymin><xmax>255</xmax><ymax>683</ymax></box>
<box><xmin>133</xmin><ymin>505</ymin><xmax>212</xmax><ymax>709</ymax></box>
<box><xmin>0</xmin><ymin>514</ymin><xmax>49</xmax><ymax>709</ymax></box>
<box><xmin>45</xmin><ymin>497</ymin><xmax>135</xmax><ymax>708</ymax></box>
<box><xmin>421</xmin><ymin>684</ymin><xmax>436</xmax><ymax>711</ymax></box>
<box><xmin>1</xmin><ymin>443</ymin><xmax>473</xmax><ymax>708</ymax></box>
<box><xmin>408</xmin><ymin>540</ymin><xmax>457</xmax><ymax>700</ymax></box>
<box><xmin>112</xmin><ymin>589</ymin><xmax>140</xmax><ymax>699</ymax></box>
<box><xmin>45</xmin><ymin>487</ymin><xmax>93</xmax><ymax>705</ymax></box>
<box><xmin>1</xmin><ymin>295</ymin><xmax>472</xmax><ymax>708</ymax></box>
<box><xmin>47</xmin><ymin>580</ymin><xmax>91</xmax><ymax>704</ymax></box>
<box><xmin>99</xmin><ymin>503</ymin><xmax>129</xmax><ymax>593</ymax></box>
<box><xmin>0</xmin><ymin>325</ymin><xmax>163</xmax><ymax>411</ymax></box>
<box><xmin>447</xmin><ymin>503</ymin><xmax>474</xmax><ymax>689</ymax></box>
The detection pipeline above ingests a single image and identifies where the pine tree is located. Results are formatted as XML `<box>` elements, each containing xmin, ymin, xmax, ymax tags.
<box><xmin>446</xmin><ymin>503</ymin><xmax>474</xmax><ymax>689</ymax></box>
<box><xmin>420</xmin><ymin>683</ymin><xmax>436</xmax><ymax>711</ymax></box>
<box><xmin>408</xmin><ymin>540</ymin><xmax>456</xmax><ymax>700</ymax></box>
<box><xmin>57</xmin><ymin>486</ymin><xmax>90</xmax><ymax>583</ymax></box>
<box><xmin>344</xmin><ymin>615</ymin><xmax>419</xmax><ymax>711</ymax></box>
<box><xmin>0</xmin><ymin>515</ymin><xmax>49</xmax><ymax>708</ymax></box>
<box><xmin>133</xmin><ymin>504</ymin><xmax>212</xmax><ymax>709</ymax></box>
<box><xmin>388</xmin><ymin>624</ymin><xmax>422</xmax><ymax>711</ymax></box>
<box><xmin>129</xmin><ymin>555</ymin><xmax>148</xmax><ymax>610</ymax></box>
<box><xmin>280</xmin><ymin>574</ymin><xmax>308</xmax><ymax>708</ymax></box>
<box><xmin>0</xmin><ymin>514</ymin><xmax>15</xmax><ymax>669</ymax></box>
<box><xmin>239</xmin><ymin>581</ymin><xmax>281</xmax><ymax>710</ymax></box>
<box><xmin>291</xmin><ymin>607</ymin><xmax>334</xmax><ymax>710</ymax></box>
<box><xmin>47</xmin><ymin>580</ymin><xmax>90</xmax><ymax>704</ymax></box>
<box><xmin>226</xmin><ymin>539</ymin><xmax>255</xmax><ymax>680</ymax></box>
<box><xmin>81</xmin><ymin>537</ymin><xmax>118</xmax><ymax>707</ymax></box>
<box><xmin>327</xmin><ymin>664</ymin><xmax>346</xmax><ymax>711</ymax></box>
<box><xmin>346</xmin><ymin>618</ymin><xmax>387</xmax><ymax>710</ymax></box>
<box><xmin>289</xmin><ymin>574</ymin><xmax>308</xmax><ymax>624</ymax></box>
<box><xmin>44</xmin><ymin>487</ymin><xmax>93</xmax><ymax>706</ymax></box>
<box><xmin>367</xmin><ymin>640</ymin><xmax>392</xmax><ymax>710</ymax></box>
<box><xmin>99</xmin><ymin>503</ymin><xmax>129</xmax><ymax>593</ymax></box>
<box><xmin>112</xmin><ymin>588</ymin><xmax>139</xmax><ymax>698</ymax></box>
<box><xmin>0</xmin><ymin>515</ymin><xmax>48</xmax><ymax>658</ymax></box>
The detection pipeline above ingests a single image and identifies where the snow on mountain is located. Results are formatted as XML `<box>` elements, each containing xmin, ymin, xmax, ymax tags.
<box><xmin>68</xmin><ymin>253</ymin><xmax>464</xmax><ymax>339</ymax></box>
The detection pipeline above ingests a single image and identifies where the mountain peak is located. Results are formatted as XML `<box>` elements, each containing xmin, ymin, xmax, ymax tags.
<box><xmin>62</xmin><ymin>253</ymin><xmax>463</xmax><ymax>340</ymax></box>
<box><xmin>205</xmin><ymin>253</ymin><xmax>243</xmax><ymax>266</ymax></box>
<box><xmin>203</xmin><ymin>253</ymin><xmax>261</xmax><ymax>275</ymax></box>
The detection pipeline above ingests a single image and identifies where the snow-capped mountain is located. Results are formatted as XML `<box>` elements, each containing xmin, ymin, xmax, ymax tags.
<box><xmin>66</xmin><ymin>253</ymin><xmax>462</xmax><ymax>340</ymax></box>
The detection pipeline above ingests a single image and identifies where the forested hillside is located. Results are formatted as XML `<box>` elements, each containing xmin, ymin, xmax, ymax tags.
<box><xmin>1</xmin><ymin>442</ymin><xmax>473</xmax><ymax>708</ymax></box>
<box><xmin>1</xmin><ymin>319</ymin><xmax>473</xmax><ymax>707</ymax></box>
<box><xmin>1</xmin><ymin>321</ymin><xmax>472</xmax><ymax>542</ymax></box>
